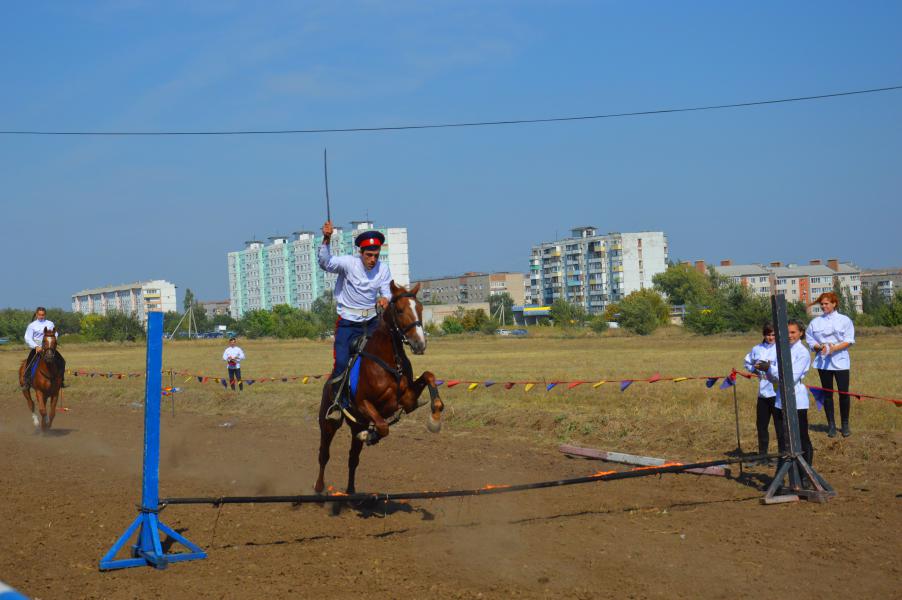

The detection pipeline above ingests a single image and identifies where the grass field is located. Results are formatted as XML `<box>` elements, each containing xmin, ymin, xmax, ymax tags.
<box><xmin>4</xmin><ymin>328</ymin><xmax>900</xmax><ymax>465</ymax></box>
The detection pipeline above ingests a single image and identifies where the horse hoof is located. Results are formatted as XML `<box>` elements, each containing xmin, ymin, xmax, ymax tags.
<box><xmin>426</xmin><ymin>416</ymin><xmax>442</xmax><ymax>433</ymax></box>
<box><xmin>32</xmin><ymin>415</ymin><xmax>40</xmax><ymax>428</ymax></box>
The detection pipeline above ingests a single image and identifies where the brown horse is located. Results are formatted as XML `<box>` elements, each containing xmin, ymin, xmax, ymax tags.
<box><xmin>315</xmin><ymin>282</ymin><xmax>445</xmax><ymax>495</ymax></box>
<box><xmin>18</xmin><ymin>328</ymin><xmax>64</xmax><ymax>432</ymax></box>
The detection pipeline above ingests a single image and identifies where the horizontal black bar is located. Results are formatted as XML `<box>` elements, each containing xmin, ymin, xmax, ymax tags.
<box><xmin>160</xmin><ymin>453</ymin><xmax>778</xmax><ymax>507</ymax></box>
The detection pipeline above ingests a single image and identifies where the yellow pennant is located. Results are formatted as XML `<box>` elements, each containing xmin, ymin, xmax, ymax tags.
<box><xmin>467</xmin><ymin>382</ymin><xmax>479</xmax><ymax>391</ymax></box>
<box><xmin>592</xmin><ymin>380</ymin><xmax>606</xmax><ymax>389</ymax></box>
<box><xmin>673</xmin><ymin>377</ymin><xmax>688</xmax><ymax>382</ymax></box>
<box><xmin>302</xmin><ymin>376</ymin><xmax>310</xmax><ymax>384</ymax></box>
<box><xmin>524</xmin><ymin>383</ymin><xmax>535</xmax><ymax>392</ymax></box>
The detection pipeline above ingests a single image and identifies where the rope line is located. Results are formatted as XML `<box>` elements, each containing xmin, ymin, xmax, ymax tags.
<box><xmin>3</xmin><ymin>85</ymin><xmax>900</xmax><ymax>136</ymax></box>
<box><xmin>160</xmin><ymin>453</ymin><xmax>776</xmax><ymax>507</ymax></box>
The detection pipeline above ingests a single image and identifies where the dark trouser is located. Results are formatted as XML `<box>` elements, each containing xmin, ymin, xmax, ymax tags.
<box><xmin>817</xmin><ymin>369</ymin><xmax>850</xmax><ymax>426</ymax></box>
<box><xmin>756</xmin><ymin>396</ymin><xmax>778</xmax><ymax>456</ymax></box>
<box><xmin>774</xmin><ymin>408</ymin><xmax>814</xmax><ymax>466</ymax></box>
<box><xmin>331</xmin><ymin>317</ymin><xmax>379</xmax><ymax>378</ymax></box>
<box><xmin>24</xmin><ymin>349</ymin><xmax>66</xmax><ymax>386</ymax></box>
<box><xmin>228</xmin><ymin>367</ymin><xmax>243</xmax><ymax>391</ymax></box>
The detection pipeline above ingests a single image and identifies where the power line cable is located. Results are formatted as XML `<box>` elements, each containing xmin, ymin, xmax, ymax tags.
<box><xmin>2</xmin><ymin>84</ymin><xmax>900</xmax><ymax>137</ymax></box>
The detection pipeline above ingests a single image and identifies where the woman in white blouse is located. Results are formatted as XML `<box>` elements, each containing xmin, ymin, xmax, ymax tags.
<box><xmin>756</xmin><ymin>319</ymin><xmax>814</xmax><ymax>467</ymax></box>
<box><xmin>805</xmin><ymin>292</ymin><xmax>855</xmax><ymax>438</ymax></box>
<box><xmin>744</xmin><ymin>323</ymin><xmax>778</xmax><ymax>460</ymax></box>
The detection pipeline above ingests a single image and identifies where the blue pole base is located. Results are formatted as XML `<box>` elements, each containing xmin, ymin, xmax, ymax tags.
<box><xmin>99</xmin><ymin>510</ymin><xmax>207</xmax><ymax>571</ymax></box>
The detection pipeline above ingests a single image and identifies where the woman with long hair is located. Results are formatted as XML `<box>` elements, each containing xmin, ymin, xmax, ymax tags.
<box><xmin>805</xmin><ymin>291</ymin><xmax>855</xmax><ymax>437</ymax></box>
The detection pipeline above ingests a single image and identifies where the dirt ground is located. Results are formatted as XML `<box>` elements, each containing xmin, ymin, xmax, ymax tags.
<box><xmin>1</xmin><ymin>386</ymin><xmax>900</xmax><ymax>600</ymax></box>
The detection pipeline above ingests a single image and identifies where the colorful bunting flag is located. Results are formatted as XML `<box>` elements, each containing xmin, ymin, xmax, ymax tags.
<box><xmin>567</xmin><ymin>382</ymin><xmax>583</xmax><ymax>390</ymax></box>
<box><xmin>673</xmin><ymin>377</ymin><xmax>688</xmax><ymax>382</ymax></box>
<box><xmin>705</xmin><ymin>378</ymin><xmax>718</xmax><ymax>388</ymax></box>
<box><xmin>484</xmin><ymin>380</ymin><xmax>495</xmax><ymax>387</ymax></box>
<box><xmin>546</xmin><ymin>382</ymin><xmax>558</xmax><ymax>391</ymax></box>
<box><xmin>592</xmin><ymin>380</ymin><xmax>606</xmax><ymax>389</ymax></box>
<box><xmin>524</xmin><ymin>383</ymin><xmax>535</xmax><ymax>392</ymax></box>
<box><xmin>504</xmin><ymin>382</ymin><xmax>516</xmax><ymax>389</ymax></box>
<box><xmin>467</xmin><ymin>382</ymin><xmax>479</xmax><ymax>391</ymax></box>
<box><xmin>648</xmin><ymin>373</ymin><xmax>661</xmax><ymax>383</ymax></box>
<box><xmin>620</xmin><ymin>380</ymin><xmax>632</xmax><ymax>392</ymax></box>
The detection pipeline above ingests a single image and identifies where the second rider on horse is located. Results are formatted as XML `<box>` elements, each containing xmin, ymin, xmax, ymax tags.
<box><xmin>318</xmin><ymin>221</ymin><xmax>392</xmax><ymax>421</ymax></box>
<box><xmin>22</xmin><ymin>306</ymin><xmax>66</xmax><ymax>389</ymax></box>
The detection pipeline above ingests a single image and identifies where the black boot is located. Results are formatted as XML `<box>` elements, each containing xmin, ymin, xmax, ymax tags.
<box><xmin>827</xmin><ymin>420</ymin><xmax>837</xmax><ymax>438</ymax></box>
<box><xmin>841</xmin><ymin>421</ymin><xmax>851</xmax><ymax>437</ymax></box>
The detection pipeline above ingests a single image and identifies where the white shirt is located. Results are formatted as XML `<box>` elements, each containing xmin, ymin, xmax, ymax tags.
<box><xmin>766</xmin><ymin>340</ymin><xmax>812</xmax><ymax>410</ymax></box>
<box><xmin>805</xmin><ymin>310</ymin><xmax>855</xmax><ymax>371</ymax></box>
<box><xmin>223</xmin><ymin>346</ymin><xmax>246</xmax><ymax>368</ymax></box>
<box><xmin>744</xmin><ymin>342</ymin><xmax>777</xmax><ymax>398</ymax></box>
<box><xmin>318</xmin><ymin>243</ymin><xmax>392</xmax><ymax>322</ymax></box>
<box><xmin>24</xmin><ymin>318</ymin><xmax>56</xmax><ymax>349</ymax></box>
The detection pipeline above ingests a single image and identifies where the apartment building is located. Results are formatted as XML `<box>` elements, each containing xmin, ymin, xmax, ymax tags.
<box><xmin>228</xmin><ymin>221</ymin><xmax>409</xmax><ymax>318</ymax></box>
<box><xmin>861</xmin><ymin>268</ymin><xmax>902</xmax><ymax>300</ymax></box>
<box><xmin>416</xmin><ymin>272</ymin><xmax>527</xmax><ymax>306</ymax></box>
<box><xmin>708</xmin><ymin>258</ymin><xmax>862</xmax><ymax>314</ymax></box>
<box><xmin>72</xmin><ymin>280</ymin><xmax>177</xmax><ymax>324</ymax></box>
<box><xmin>528</xmin><ymin>227</ymin><xmax>668</xmax><ymax>314</ymax></box>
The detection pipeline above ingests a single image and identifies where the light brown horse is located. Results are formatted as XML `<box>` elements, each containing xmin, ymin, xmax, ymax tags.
<box><xmin>18</xmin><ymin>328</ymin><xmax>64</xmax><ymax>432</ymax></box>
<box><xmin>315</xmin><ymin>282</ymin><xmax>445</xmax><ymax>495</ymax></box>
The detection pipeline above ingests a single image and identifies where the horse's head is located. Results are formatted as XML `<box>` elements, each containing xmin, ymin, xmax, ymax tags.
<box><xmin>388</xmin><ymin>281</ymin><xmax>426</xmax><ymax>355</ymax></box>
<box><xmin>42</xmin><ymin>327</ymin><xmax>57</xmax><ymax>360</ymax></box>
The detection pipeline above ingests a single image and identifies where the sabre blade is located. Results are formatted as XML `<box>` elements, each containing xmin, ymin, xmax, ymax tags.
<box><xmin>324</xmin><ymin>148</ymin><xmax>331</xmax><ymax>222</ymax></box>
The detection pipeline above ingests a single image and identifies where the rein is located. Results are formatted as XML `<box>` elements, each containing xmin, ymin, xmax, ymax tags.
<box><xmin>356</xmin><ymin>293</ymin><xmax>419</xmax><ymax>415</ymax></box>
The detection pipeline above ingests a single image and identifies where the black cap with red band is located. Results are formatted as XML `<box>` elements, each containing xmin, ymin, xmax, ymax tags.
<box><xmin>355</xmin><ymin>230</ymin><xmax>385</xmax><ymax>250</ymax></box>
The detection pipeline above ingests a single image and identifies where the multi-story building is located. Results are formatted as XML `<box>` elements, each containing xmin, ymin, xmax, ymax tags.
<box><xmin>528</xmin><ymin>227</ymin><xmax>668</xmax><ymax>314</ymax></box>
<box><xmin>228</xmin><ymin>221</ymin><xmax>409</xmax><ymax>318</ymax></box>
<box><xmin>416</xmin><ymin>272</ymin><xmax>527</xmax><ymax>306</ymax></box>
<box><xmin>861</xmin><ymin>268</ymin><xmax>902</xmax><ymax>300</ymax></box>
<box><xmin>72</xmin><ymin>280</ymin><xmax>177</xmax><ymax>324</ymax></box>
<box><xmin>198</xmin><ymin>300</ymin><xmax>231</xmax><ymax>318</ymax></box>
<box><xmin>709</xmin><ymin>258</ymin><xmax>862</xmax><ymax>314</ymax></box>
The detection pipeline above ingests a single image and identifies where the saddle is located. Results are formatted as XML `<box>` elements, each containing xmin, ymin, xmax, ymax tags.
<box><xmin>328</xmin><ymin>333</ymin><xmax>370</xmax><ymax>409</ymax></box>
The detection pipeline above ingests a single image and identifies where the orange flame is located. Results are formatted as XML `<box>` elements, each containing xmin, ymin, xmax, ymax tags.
<box><xmin>632</xmin><ymin>462</ymin><xmax>684</xmax><ymax>471</ymax></box>
<box><xmin>592</xmin><ymin>470</ymin><xmax>617</xmax><ymax>477</ymax></box>
<box><xmin>480</xmin><ymin>483</ymin><xmax>511</xmax><ymax>490</ymax></box>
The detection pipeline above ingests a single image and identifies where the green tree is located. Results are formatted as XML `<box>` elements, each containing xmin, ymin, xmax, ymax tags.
<box><xmin>617</xmin><ymin>289</ymin><xmax>669</xmax><ymax>335</ymax></box>
<box><xmin>183</xmin><ymin>288</ymin><xmax>196</xmax><ymax>313</ymax></box>
<box><xmin>861</xmin><ymin>283</ymin><xmax>886</xmax><ymax>315</ymax></box>
<box><xmin>652</xmin><ymin>264</ymin><xmax>714</xmax><ymax>306</ymax></box>
<box><xmin>163</xmin><ymin>311</ymin><xmax>183</xmax><ymax>335</ymax></box>
<box><xmin>549</xmin><ymin>299</ymin><xmax>587</xmax><ymax>328</ymax></box>
<box><xmin>311</xmin><ymin>293</ymin><xmax>338</xmax><ymax>332</ymax></box>
<box><xmin>238</xmin><ymin>310</ymin><xmax>275</xmax><ymax>338</ymax></box>
<box><xmin>441</xmin><ymin>316</ymin><xmax>464</xmax><ymax>334</ymax></box>
<box><xmin>588</xmin><ymin>315</ymin><xmax>609</xmax><ymax>333</ymax></box>
<box><xmin>489</xmin><ymin>292</ymin><xmax>515</xmax><ymax>326</ymax></box>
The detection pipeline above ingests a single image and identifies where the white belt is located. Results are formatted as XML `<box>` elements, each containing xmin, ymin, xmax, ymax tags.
<box><xmin>339</xmin><ymin>305</ymin><xmax>377</xmax><ymax>319</ymax></box>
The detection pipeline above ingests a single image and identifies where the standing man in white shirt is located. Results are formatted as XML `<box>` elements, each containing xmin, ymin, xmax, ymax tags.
<box><xmin>318</xmin><ymin>221</ymin><xmax>392</xmax><ymax>419</ymax></box>
<box><xmin>222</xmin><ymin>336</ymin><xmax>246</xmax><ymax>391</ymax></box>
<box><xmin>22</xmin><ymin>306</ymin><xmax>66</xmax><ymax>389</ymax></box>
<box><xmin>744</xmin><ymin>323</ymin><xmax>778</xmax><ymax>460</ymax></box>
<box><xmin>806</xmin><ymin>291</ymin><xmax>856</xmax><ymax>438</ymax></box>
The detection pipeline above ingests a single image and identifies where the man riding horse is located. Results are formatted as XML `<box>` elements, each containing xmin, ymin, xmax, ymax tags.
<box><xmin>315</xmin><ymin>221</ymin><xmax>445</xmax><ymax>495</ymax></box>
<box><xmin>22</xmin><ymin>306</ymin><xmax>66</xmax><ymax>390</ymax></box>
<box><xmin>318</xmin><ymin>221</ymin><xmax>392</xmax><ymax>422</ymax></box>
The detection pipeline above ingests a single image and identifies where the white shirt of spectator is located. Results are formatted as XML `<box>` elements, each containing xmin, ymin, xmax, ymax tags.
<box><xmin>223</xmin><ymin>346</ymin><xmax>246</xmax><ymax>369</ymax></box>
<box><xmin>766</xmin><ymin>340</ymin><xmax>812</xmax><ymax>410</ymax></box>
<box><xmin>25</xmin><ymin>318</ymin><xmax>56</xmax><ymax>349</ymax></box>
<box><xmin>318</xmin><ymin>243</ymin><xmax>392</xmax><ymax>322</ymax></box>
<box><xmin>805</xmin><ymin>310</ymin><xmax>855</xmax><ymax>371</ymax></box>
<box><xmin>744</xmin><ymin>342</ymin><xmax>777</xmax><ymax>398</ymax></box>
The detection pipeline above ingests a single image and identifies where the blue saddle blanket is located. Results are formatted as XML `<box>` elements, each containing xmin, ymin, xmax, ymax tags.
<box><xmin>348</xmin><ymin>356</ymin><xmax>362</xmax><ymax>401</ymax></box>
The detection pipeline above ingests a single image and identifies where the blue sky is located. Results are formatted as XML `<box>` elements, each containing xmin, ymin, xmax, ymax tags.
<box><xmin>2</xmin><ymin>1</ymin><xmax>901</xmax><ymax>309</ymax></box>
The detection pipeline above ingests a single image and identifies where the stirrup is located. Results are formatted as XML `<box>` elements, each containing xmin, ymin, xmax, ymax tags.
<box><xmin>325</xmin><ymin>402</ymin><xmax>344</xmax><ymax>423</ymax></box>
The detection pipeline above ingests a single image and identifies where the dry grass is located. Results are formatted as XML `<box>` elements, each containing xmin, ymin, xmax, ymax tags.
<box><xmin>3</xmin><ymin>329</ymin><xmax>900</xmax><ymax>463</ymax></box>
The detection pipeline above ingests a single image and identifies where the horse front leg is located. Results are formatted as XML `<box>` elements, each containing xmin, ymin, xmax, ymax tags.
<box><xmin>410</xmin><ymin>371</ymin><xmax>444</xmax><ymax>433</ymax></box>
<box><xmin>346</xmin><ymin>434</ymin><xmax>364</xmax><ymax>494</ymax></box>
<box><xmin>315</xmin><ymin>384</ymin><xmax>340</xmax><ymax>494</ymax></box>
<box><xmin>47</xmin><ymin>392</ymin><xmax>59</xmax><ymax>430</ymax></box>
<box><xmin>35</xmin><ymin>390</ymin><xmax>48</xmax><ymax>432</ymax></box>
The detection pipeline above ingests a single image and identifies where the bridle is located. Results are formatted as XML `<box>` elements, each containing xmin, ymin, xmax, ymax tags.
<box><xmin>388</xmin><ymin>292</ymin><xmax>422</xmax><ymax>349</ymax></box>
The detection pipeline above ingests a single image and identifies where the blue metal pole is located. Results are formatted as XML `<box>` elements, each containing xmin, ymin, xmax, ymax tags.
<box><xmin>142</xmin><ymin>311</ymin><xmax>163</xmax><ymax>512</ymax></box>
<box><xmin>100</xmin><ymin>310</ymin><xmax>206</xmax><ymax>571</ymax></box>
